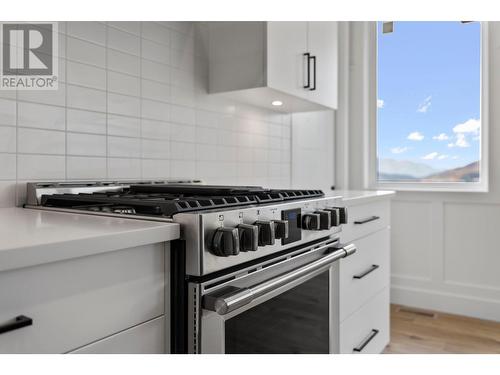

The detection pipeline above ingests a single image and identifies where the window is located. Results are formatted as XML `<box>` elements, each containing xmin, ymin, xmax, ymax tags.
<box><xmin>374</xmin><ymin>22</ymin><xmax>487</xmax><ymax>191</ymax></box>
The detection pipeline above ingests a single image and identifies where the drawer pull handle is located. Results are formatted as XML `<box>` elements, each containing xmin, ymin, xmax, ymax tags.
<box><xmin>353</xmin><ymin>264</ymin><xmax>380</xmax><ymax>279</ymax></box>
<box><xmin>0</xmin><ymin>315</ymin><xmax>33</xmax><ymax>335</ymax></box>
<box><xmin>353</xmin><ymin>329</ymin><xmax>379</xmax><ymax>353</ymax></box>
<box><xmin>354</xmin><ymin>216</ymin><xmax>380</xmax><ymax>225</ymax></box>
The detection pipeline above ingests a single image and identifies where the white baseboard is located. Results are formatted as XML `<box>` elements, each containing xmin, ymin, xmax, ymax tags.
<box><xmin>391</xmin><ymin>285</ymin><xmax>500</xmax><ymax>322</ymax></box>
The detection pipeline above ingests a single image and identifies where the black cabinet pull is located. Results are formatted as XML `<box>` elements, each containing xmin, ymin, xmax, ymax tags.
<box><xmin>353</xmin><ymin>329</ymin><xmax>379</xmax><ymax>353</ymax></box>
<box><xmin>353</xmin><ymin>264</ymin><xmax>379</xmax><ymax>279</ymax></box>
<box><xmin>310</xmin><ymin>55</ymin><xmax>317</xmax><ymax>91</ymax></box>
<box><xmin>303</xmin><ymin>53</ymin><xmax>311</xmax><ymax>88</ymax></box>
<box><xmin>354</xmin><ymin>216</ymin><xmax>380</xmax><ymax>225</ymax></box>
<box><xmin>0</xmin><ymin>315</ymin><xmax>33</xmax><ymax>335</ymax></box>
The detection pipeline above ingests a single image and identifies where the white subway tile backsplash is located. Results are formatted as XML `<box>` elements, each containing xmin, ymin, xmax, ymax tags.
<box><xmin>142</xmin><ymin>158</ymin><xmax>170</xmax><ymax>178</ymax></box>
<box><xmin>0</xmin><ymin>21</ymin><xmax>292</xmax><ymax>207</ymax></box>
<box><xmin>108</xmin><ymin>136</ymin><xmax>141</xmax><ymax>158</ymax></box>
<box><xmin>170</xmin><ymin>123</ymin><xmax>195</xmax><ymax>143</ymax></box>
<box><xmin>141</xmin><ymin>139</ymin><xmax>170</xmax><ymax>159</ymax></box>
<box><xmin>0</xmin><ymin>99</ymin><xmax>16</xmax><ymax>126</ymax></box>
<box><xmin>108</xmin><ymin>22</ymin><xmax>141</xmax><ymax>36</ymax></box>
<box><xmin>17</xmin><ymin>84</ymin><xmax>67</xmax><ymax>107</ymax></box>
<box><xmin>107</xmin><ymin>93</ymin><xmax>140</xmax><ymax>117</ymax></box>
<box><xmin>0</xmin><ymin>154</ymin><xmax>16</xmax><ymax>180</ymax></box>
<box><xmin>108</xmin><ymin>27</ymin><xmax>140</xmax><ymax>56</ymax></box>
<box><xmin>18</xmin><ymin>128</ymin><xmax>65</xmax><ymax>155</ymax></box>
<box><xmin>108</xmin><ymin>71</ymin><xmax>140</xmax><ymax>96</ymax></box>
<box><xmin>142</xmin><ymin>99</ymin><xmax>170</xmax><ymax>121</ymax></box>
<box><xmin>0</xmin><ymin>181</ymin><xmax>16</xmax><ymax>207</ymax></box>
<box><xmin>0</xmin><ymin>127</ymin><xmax>16</xmax><ymax>153</ymax></box>
<box><xmin>67</xmin><ymin>133</ymin><xmax>106</xmax><ymax>156</ymax></box>
<box><xmin>141</xmin><ymin>22</ymin><xmax>171</xmax><ymax>45</ymax></box>
<box><xmin>67</xmin><ymin>36</ymin><xmax>106</xmax><ymax>67</ymax></box>
<box><xmin>67</xmin><ymin>109</ymin><xmax>106</xmax><ymax>134</ymax></box>
<box><xmin>141</xmin><ymin>39</ymin><xmax>170</xmax><ymax>65</ymax></box>
<box><xmin>141</xmin><ymin>59</ymin><xmax>170</xmax><ymax>84</ymax></box>
<box><xmin>141</xmin><ymin>79</ymin><xmax>170</xmax><ymax>103</ymax></box>
<box><xmin>108</xmin><ymin>115</ymin><xmax>141</xmax><ymax>137</ymax></box>
<box><xmin>18</xmin><ymin>155</ymin><xmax>65</xmax><ymax>180</ymax></box>
<box><xmin>67</xmin><ymin>84</ymin><xmax>106</xmax><ymax>112</ymax></box>
<box><xmin>67</xmin><ymin>61</ymin><xmax>107</xmax><ymax>90</ymax></box>
<box><xmin>18</xmin><ymin>102</ymin><xmax>66</xmax><ymax>131</ymax></box>
<box><xmin>170</xmin><ymin>105</ymin><xmax>195</xmax><ymax>125</ymax></box>
<box><xmin>107</xmin><ymin>49</ymin><xmax>140</xmax><ymax>76</ymax></box>
<box><xmin>141</xmin><ymin>119</ymin><xmax>170</xmax><ymax>140</ymax></box>
<box><xmin>108</xmin><ymin>158</ymin><xmax>141</xmax><ymax>179</ymax></box>
<box><xmin>66</xmin><ymin>22</ymin><xmax>106</xmax><ymax>46</ymax></box>
<box><xmin>67</xmin><ymin>156</ymin><xmax>107</xmax><ymax>179</ymax></box>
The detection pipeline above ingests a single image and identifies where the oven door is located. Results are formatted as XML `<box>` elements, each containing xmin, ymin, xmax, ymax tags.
<box><xmin>188</xmin><ymin>240</ymin><xmax>356</xmax><ymax>354</ymax></box>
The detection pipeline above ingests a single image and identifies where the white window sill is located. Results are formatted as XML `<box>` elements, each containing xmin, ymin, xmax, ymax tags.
<box><xmin>372</xmin><ymin>182</ymin><xmax>489</xmax><ymax>193</ymax></box>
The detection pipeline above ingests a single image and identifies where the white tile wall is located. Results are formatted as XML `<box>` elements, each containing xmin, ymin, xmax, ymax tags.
<box><xmin>0</xmin><ymin>21</ymin><xmax>292</xmax><ymax>207</ymax></box>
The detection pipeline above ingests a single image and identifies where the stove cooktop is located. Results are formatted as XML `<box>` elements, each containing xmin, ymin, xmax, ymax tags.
<box><xmin>40</xmin><ymin>184</ymin><xmax>324</xmax><ymax>217</ymax></box>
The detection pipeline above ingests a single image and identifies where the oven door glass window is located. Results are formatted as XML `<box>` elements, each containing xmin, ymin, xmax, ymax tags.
<box><xmin>224</xmin><ymin>271</ymin><xmax>330</xmax><ymax>354</ymax></box>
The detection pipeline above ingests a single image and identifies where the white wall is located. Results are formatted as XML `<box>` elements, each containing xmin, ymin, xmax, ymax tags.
<box><xmin>0</xmin><ymin>21</ymin><xmax>292</xmax><ymax>207</ymax></box>
<box><xmin>340</xmin><ymin>22</ymin><xmax>500</xmax><ymax>321</ymax></box>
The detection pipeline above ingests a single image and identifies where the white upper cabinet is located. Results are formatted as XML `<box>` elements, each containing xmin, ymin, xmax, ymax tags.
<box><xmin>208</xmin><ymin>22</ymin><xmax>338</xmax><ymax>113</ymax></box>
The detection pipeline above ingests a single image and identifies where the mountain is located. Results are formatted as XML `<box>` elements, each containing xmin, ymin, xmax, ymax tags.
<box><xmin>378</xmin><ymin>158</ymin><xmax>441</xmax><ymax>179</ymax></box>
<box><xmin>422</xmin><ymin>161</ymin><xmax>479</xmax><ymax>182</ymax></box>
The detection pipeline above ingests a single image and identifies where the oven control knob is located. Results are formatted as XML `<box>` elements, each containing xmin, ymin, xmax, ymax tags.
<box><xmin>255</xmin><ymin>220</ymin><xmax>276</xmax><ymax>246</ymax></box>
<box><xmin>238</xmin><ymin>224</ymin><xmax>259</xmax><ymax>252</ymax></box>
<box><xmin>211</xmin><ymin>227</ymin><xmax>240</xmax><ymax>257</ymax></box>
<box><xmin>325</xmin><ymin>208</ymin><xmax>341</xmax><ymax>227</ymax></box>
<box><xmin>315</xmin><ymin>210</ymin><xmax>332</xmax><ymax>230</ymax></box>
<box><xmin>335</xmin><ymin>207</ymin><xmax>348</xmax><ymax>224</ymax></box>
<box><xmin>274</xmin><ymin>220</ymin><xmax>289</xmax><ymax>239</ymax></box>
<box><xmin>302</xmin><ymin>213</ymin><xmax>321</xmax><ymax>230</ymax></box>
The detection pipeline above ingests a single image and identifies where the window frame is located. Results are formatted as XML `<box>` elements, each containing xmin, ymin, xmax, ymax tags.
<box><xmin>367</xmin><ymin>21</ymin><xmax>489</xmax><ymax>193</ymax></box>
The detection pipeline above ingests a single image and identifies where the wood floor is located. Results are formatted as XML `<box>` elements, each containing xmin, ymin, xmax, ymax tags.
<box><xmin>383</xmin><ymin>304</ymin><xmax>500</xmax><ymax>354</ymax></box>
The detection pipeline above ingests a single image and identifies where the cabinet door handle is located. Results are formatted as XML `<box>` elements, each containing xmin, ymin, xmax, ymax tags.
<box><xmin>354</xmin><ymin>216</ymin><xmax>380</xmax><ymax>225</ymax></box>
<box><xmin>303</xmin><ymin>53</ymin><xmax>311</xmax><ymax>88</ymax></box>
<box><xmin>310</xmin><ymin>55</ymin><xmax>317</xmax><ymax>91</ymax></box>
<box><xmin>0</xmin><ymin>315</ymin><xmax>33</xmax><ymax>335</ymax></box>
<box><xmin>353</xmin><ymin>264</ymin><xmax>379</xmax><ymax>279</ymax></box>
<box><xmin>353</xmin><ymin>329</ymin><xmax>379</xmax><ymax>353</ymax></box>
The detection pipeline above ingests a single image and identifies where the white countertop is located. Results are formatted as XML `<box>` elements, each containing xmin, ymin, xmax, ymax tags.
<box><xmin>0</xmin><ymin>208</ymin><xmax>180</xmax><ymax>272</ymax></box>
<box><xmin>336</xmin><ymin>190</ymin><xmax>396</xmax><ymax>205</ymax></box>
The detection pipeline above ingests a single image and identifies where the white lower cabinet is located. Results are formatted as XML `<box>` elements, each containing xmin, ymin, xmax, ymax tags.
<box><xmin>0</xmin><ymin>243</ymin><xmax>166</xmax><ymax>354</ymax></box>
<box><xmin>70</xmin><ymin>316</ymin><xmax>165</xmax><ymax>354</ymax></box>
<box><xmin>339</xmin><ymin>288</ymin><xmax>390</xmax><ymax>354</ymax></box>
<box><xmin>338</xmin><ymin>196</ymin><xmax>392</xmax><ymax>354</ymax></box>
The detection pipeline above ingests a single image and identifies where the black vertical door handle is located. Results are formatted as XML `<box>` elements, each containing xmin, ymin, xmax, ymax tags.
<box><xmin>0</xmin><ymin>315</ymin><xmax>33</xmax><ymax>335</ymax></box>
<box><xmin>303</xmin><ymin>53</ymin><xmax>311</xmax><ymax>88</ymax></box>
<box><xmin>310</xmin><ymin>55</ymin><xmax>317</xmax><ymax>91</ymax></box>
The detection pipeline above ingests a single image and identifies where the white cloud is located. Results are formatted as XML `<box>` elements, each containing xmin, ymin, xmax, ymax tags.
<box><xmin>417</xmin><ymin>96</ymin><xmax>432</xmax><ymax>113</ymax></box>
<box><xmin>407</xmin><ymin>131</ymin><xmax>424</xmax><ymax>141</ymax></box>
<box><xmin>422</xmin><ymin>152</ymin><xmax>439</xmax><ymax>160</ymax></box>
<box><xmin>432</xmin><ymin>133</ymin><xmax>449</xmax><ymax>141</ymax></box>
<box><xmin>455</xmin><ymin>133</ymin><xmax>470</xmax><ymax>148</ymax></box>
<box><xmin>437</xmin><ymin>154</ymin><xmax>449</xmax><ymax>160</ymax></box>
<box><xmin>448</xmin><ymin>143</ymin><xmax>455</xmax><ymax>148</ymax></box>
<box><xmin>377</xmin><ymin>99</ymin><xmax>385</xmax><ymax>109</ymax></box>
<box><xmin>390</xmin><ymin>146</ymin><xmax>408</xmax><ymax>154</ymax></box>
<box><xmin>452</xmin><ymin>156</ymin><xmax>460</xmax><ymax>160</ymax></box>
<box><xmin>453</xmin><ymin>118</ymin><xmax>480</xmax><ymax>134</ymax></box>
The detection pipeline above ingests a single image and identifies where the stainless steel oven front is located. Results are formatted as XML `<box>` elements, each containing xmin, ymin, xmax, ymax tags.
<box><xmin>186</xmin><ymin>237</ymin><xmax>356</xmax><ymax>354</ymax></box>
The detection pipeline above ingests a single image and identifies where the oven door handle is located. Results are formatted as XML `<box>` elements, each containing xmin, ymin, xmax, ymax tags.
<box><xmin>203</xmin><ymin>243</ymin><xmax>357</xmax><ymax>316</ymax></box>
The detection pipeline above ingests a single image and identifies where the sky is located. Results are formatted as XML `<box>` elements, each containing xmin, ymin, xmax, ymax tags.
<box><xmin>377</xmin><ymin>21</ymin><xmax>481</xmax><ymax>172</ymax></box>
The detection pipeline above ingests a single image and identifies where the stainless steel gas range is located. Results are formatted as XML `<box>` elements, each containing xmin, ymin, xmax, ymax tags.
<box><xmin>25</xmin><ymin>181</ymin><xmax>356</xmax><ymax>354</ymax></box>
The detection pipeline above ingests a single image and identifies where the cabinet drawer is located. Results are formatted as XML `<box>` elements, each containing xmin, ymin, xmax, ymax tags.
<box><xmin>0</xmin><ymin>243</ymin><xmax>165</xmax><ymax>353</ymax></box>
<box><xmin>70</xmin><ymin>316</ymin><xmax>165</xmax><ymax>354</ymax></box>
<box><xmin>340</xmin><ymin>228</ymin><xmax>390</xmax><ymax>321</ymax></box>
<box><xmin>341</xmin><ymin>200</ymin><xmax>390</xmax><ymax>242</ymax></box>
<box><xmin>339</xmin><ymin>288</ymin><xmax>390</xmax><ymax>354</ymax></box>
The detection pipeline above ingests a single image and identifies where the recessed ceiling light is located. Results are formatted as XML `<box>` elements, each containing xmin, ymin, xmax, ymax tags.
<box><xmin>271</xmin><ymin>100</ymin><xmax>283</xmax><ymax>106</ymax></box>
